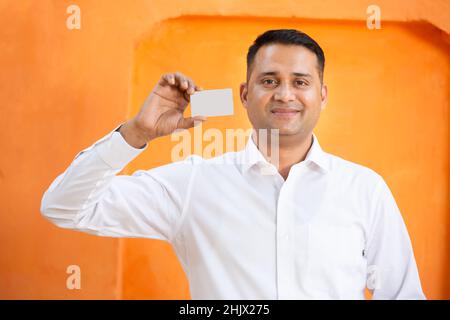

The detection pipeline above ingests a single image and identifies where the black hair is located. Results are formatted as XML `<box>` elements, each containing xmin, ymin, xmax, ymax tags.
<box><xmin>246</xmin><ymin>29</ymin><xmax>325</xmax><ymax>83</ymax></box>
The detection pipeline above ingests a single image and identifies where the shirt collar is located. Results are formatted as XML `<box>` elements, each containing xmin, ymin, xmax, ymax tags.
<box><xmin>240</xmin><ymin>131</ymin><xmax>331</xmax><ymax>174</ymax></box>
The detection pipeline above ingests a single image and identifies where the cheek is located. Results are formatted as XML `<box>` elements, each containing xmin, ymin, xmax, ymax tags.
<box><xmin>298</xmin><ymin>89</ymin><xmax>322</xmax><ymax>107</ymax></box>
<box><xmin>248</xmin><ymin>89</ymin><xmax>272</xmax><ymax>111</ymax></box>
<box><xmin>252</xmin><ymin>89</ymin><xmax>270</xmax><ymax>102</ymax></box>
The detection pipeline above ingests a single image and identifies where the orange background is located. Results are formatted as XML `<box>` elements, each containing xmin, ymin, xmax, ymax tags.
<box><xmin>0</xmin><ymin>0</ymin><xmax>449</xmax><ymax>299</ymax></box>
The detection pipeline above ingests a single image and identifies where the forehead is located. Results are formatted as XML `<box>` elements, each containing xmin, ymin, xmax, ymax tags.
<box><xmin>252</xmin><ymin>44</ymin><xmax>318</xmax><ymax>76</ymax></box>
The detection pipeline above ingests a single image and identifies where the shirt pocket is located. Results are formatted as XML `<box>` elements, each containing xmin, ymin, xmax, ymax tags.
<box><xmin>308</xmin><ymin>224</ymin><xmax>366</xmax><ymax>270</ymax></box>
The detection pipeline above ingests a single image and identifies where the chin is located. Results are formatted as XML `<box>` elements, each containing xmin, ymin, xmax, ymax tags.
<box><xmin>272</xmin><ymin>125</ymin><xmax>303</xmax><ymax>136</ymax></box>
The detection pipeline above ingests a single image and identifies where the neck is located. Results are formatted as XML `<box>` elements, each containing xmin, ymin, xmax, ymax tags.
<box><xmin>253</xmin><ymin>130</ymin><xmax>313</xmax><ymax>180</ymax></box>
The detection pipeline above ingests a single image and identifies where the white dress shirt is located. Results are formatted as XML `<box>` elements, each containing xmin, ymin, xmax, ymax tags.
<box><xmin>41</xmin><ymin>125</ymin><xmax>426</xmax><ymax>300</ymax></box>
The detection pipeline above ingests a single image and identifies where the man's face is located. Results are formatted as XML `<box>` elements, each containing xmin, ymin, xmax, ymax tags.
<box><xmin>240</xmin><ymin>44</ymin><xmax>327</xmax><ymax>138</ymax></box>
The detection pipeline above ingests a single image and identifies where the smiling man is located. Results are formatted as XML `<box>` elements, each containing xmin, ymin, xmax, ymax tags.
<box><xmin>241</xmin><ymin>32</ymin><xmax>327</xmax><ymax>179</ymax></box>
<box><xmin>41</xmin><ymin>29</ymin><xmax>425</xmax><ymax>299</ymax></box>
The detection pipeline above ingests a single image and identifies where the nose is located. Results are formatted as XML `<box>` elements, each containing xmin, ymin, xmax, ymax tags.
<box><xmin>273</xmin><ymin>84</ymin><xmax>295</xmax><ymax>102</ymax></box>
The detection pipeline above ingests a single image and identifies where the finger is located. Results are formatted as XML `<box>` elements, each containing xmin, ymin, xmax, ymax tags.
<box><xmin>177</xmin><ymin>116</ymin><xmax>207</xmax><ymax>130</ymax></box>
<box><xmin>178</xmin><ymin>76</ymin><xmax>198</xmax><ymax>100</ymax></box>
<box><xmin>185</xmin><ymin>78</ymin><xmax>197</xmax><ymax>95</ymax></box>
<box><xmin>183</xmin><ymin>87</ymin><xmax>198</xmax><ymax>102</ymax></box>
<box><xmin>174</xmin><ymin>73</ymin><xmax>189</xmax><ymax>91</ymax></box>
<box><xmin>160</xmin><ymin>73</ymin><xmax>201</xmax><ymax>105</ymax></box>
<box><xmin>184</xmin><ymin>84</ymin><xmax>202</xmax><ymax>102</ymax></box>
<box><xmin>175</xmin><ymin>73</ymin><xmax>199</xmax><ymax>94</ymax></box>
<box><xmin>186</xmin><ymin>82</ymin><xmax>196</xmax><ymax>95</ymax></box>
<box><xmin>161</xmin><ymin>73</ymin><xmax>175</xmax><ymax>86</ymax></box>
<box><xmin>183</xmin><ymin>91</ymin><xmax>191</xmax><ymax>103</ymax></box>
<box><xmin>182</xmin><ymin>77</ymin><xmax>196</xmax><ymax>95</ymax></box>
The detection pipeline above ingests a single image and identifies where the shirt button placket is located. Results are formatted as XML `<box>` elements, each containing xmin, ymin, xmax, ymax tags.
<box><xmin>276</xmin><ymin>181</ymin><xmax>295</xmax><ymax>299</ymax></box>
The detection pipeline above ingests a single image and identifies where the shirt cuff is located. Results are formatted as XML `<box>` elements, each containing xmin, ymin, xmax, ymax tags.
<box><xmin>95</xmin><ymin>126</ymin><xmax>148</xmax><ymax>169</ymax></box>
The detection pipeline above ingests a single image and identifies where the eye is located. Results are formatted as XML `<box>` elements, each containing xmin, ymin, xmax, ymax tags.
<box><xmin>295</xmin><ymin>80</ymin><xmax>308</xmax><ymax>87</ymax></box>
<box><xmin>262</xmin><ymin>78</ymin><xmax>278</xmax><ymax>86</ymax></box>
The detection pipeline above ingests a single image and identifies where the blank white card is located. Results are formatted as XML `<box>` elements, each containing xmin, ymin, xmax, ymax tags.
<box><xmin>190</xmin><ymin>88</ymin><xmax>234</xmax><ymax>117</ymax></box>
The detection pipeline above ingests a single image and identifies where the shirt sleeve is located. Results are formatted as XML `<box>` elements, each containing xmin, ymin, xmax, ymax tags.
<box><xmin>365</xmin><ymin>176</ymin><xmax>426</xmax><ymax>299</ymax></box>
<box><xmin>40</xmin><ymin>125</ymin><xmax>188</xmax><ymax>243</ymax></box>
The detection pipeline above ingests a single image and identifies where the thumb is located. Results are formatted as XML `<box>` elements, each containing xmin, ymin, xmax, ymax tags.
<box><xmin>177</xmin><ymin>116</ymin><xmax>207</xmax><ymax>129</ymax></box>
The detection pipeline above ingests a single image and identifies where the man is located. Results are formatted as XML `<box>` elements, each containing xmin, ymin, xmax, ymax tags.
<box><xmin>41</xmin><ymin>29</ymin><xmax>425</xmax><ymax>299</ymax></box>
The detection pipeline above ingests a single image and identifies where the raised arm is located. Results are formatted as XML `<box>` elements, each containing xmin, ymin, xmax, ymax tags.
<box><xmin>40</xmin><ymin>72</ymin><xmax>206</xmax><ymax>241</ymax></box>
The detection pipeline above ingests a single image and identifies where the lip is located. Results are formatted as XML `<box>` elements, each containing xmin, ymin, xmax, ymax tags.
<box><xmin>270</xmin><ymin>107</ymin><xmax>301</xmax><ymax>118</ymax></box>
<box><xmin>271</xmin><ymin>107</ymin><xmax>301</xmax><ymax>113</ymax></box>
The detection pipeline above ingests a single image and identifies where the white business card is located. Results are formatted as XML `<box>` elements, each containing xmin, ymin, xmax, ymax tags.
<box><xmin>190</xmin><ymin>88</ymin><xmax>234</xmax><ymax>117</ymax></box>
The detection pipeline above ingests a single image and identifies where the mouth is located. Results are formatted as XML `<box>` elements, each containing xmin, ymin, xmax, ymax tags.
<box><xmin>270</xmin><ymin>107</ymin><xmax>301</xmax><ymax>119</ymax></box>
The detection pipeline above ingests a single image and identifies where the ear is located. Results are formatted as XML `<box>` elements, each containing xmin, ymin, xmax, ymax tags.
<box><xmin>320</xmin><ymin>83</ymin><xmax>328</xmax><ymax>111</ymax></box>
<box><xmin>240</xmin><ymin>82</ymin><xmax>248</xmax><ymax>109</ymax></box>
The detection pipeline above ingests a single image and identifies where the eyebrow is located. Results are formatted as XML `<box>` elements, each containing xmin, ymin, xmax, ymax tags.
<box><xmin>257</xmin><ymin>71</ymin><xmax>313</xmax><ymax>78</ymax></box>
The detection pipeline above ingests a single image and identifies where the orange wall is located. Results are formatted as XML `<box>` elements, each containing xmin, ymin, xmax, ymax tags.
<box><xmin>0</xmin><ymin>0</ymin><xmax>448</xmax><ymax>299</ymax></box>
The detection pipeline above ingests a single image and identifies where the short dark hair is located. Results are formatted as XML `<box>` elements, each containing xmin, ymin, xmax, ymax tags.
<box><xmin>246</xmin><ymin>29</ymin><xmax>325</xmax><ymax>83</ymax></box>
